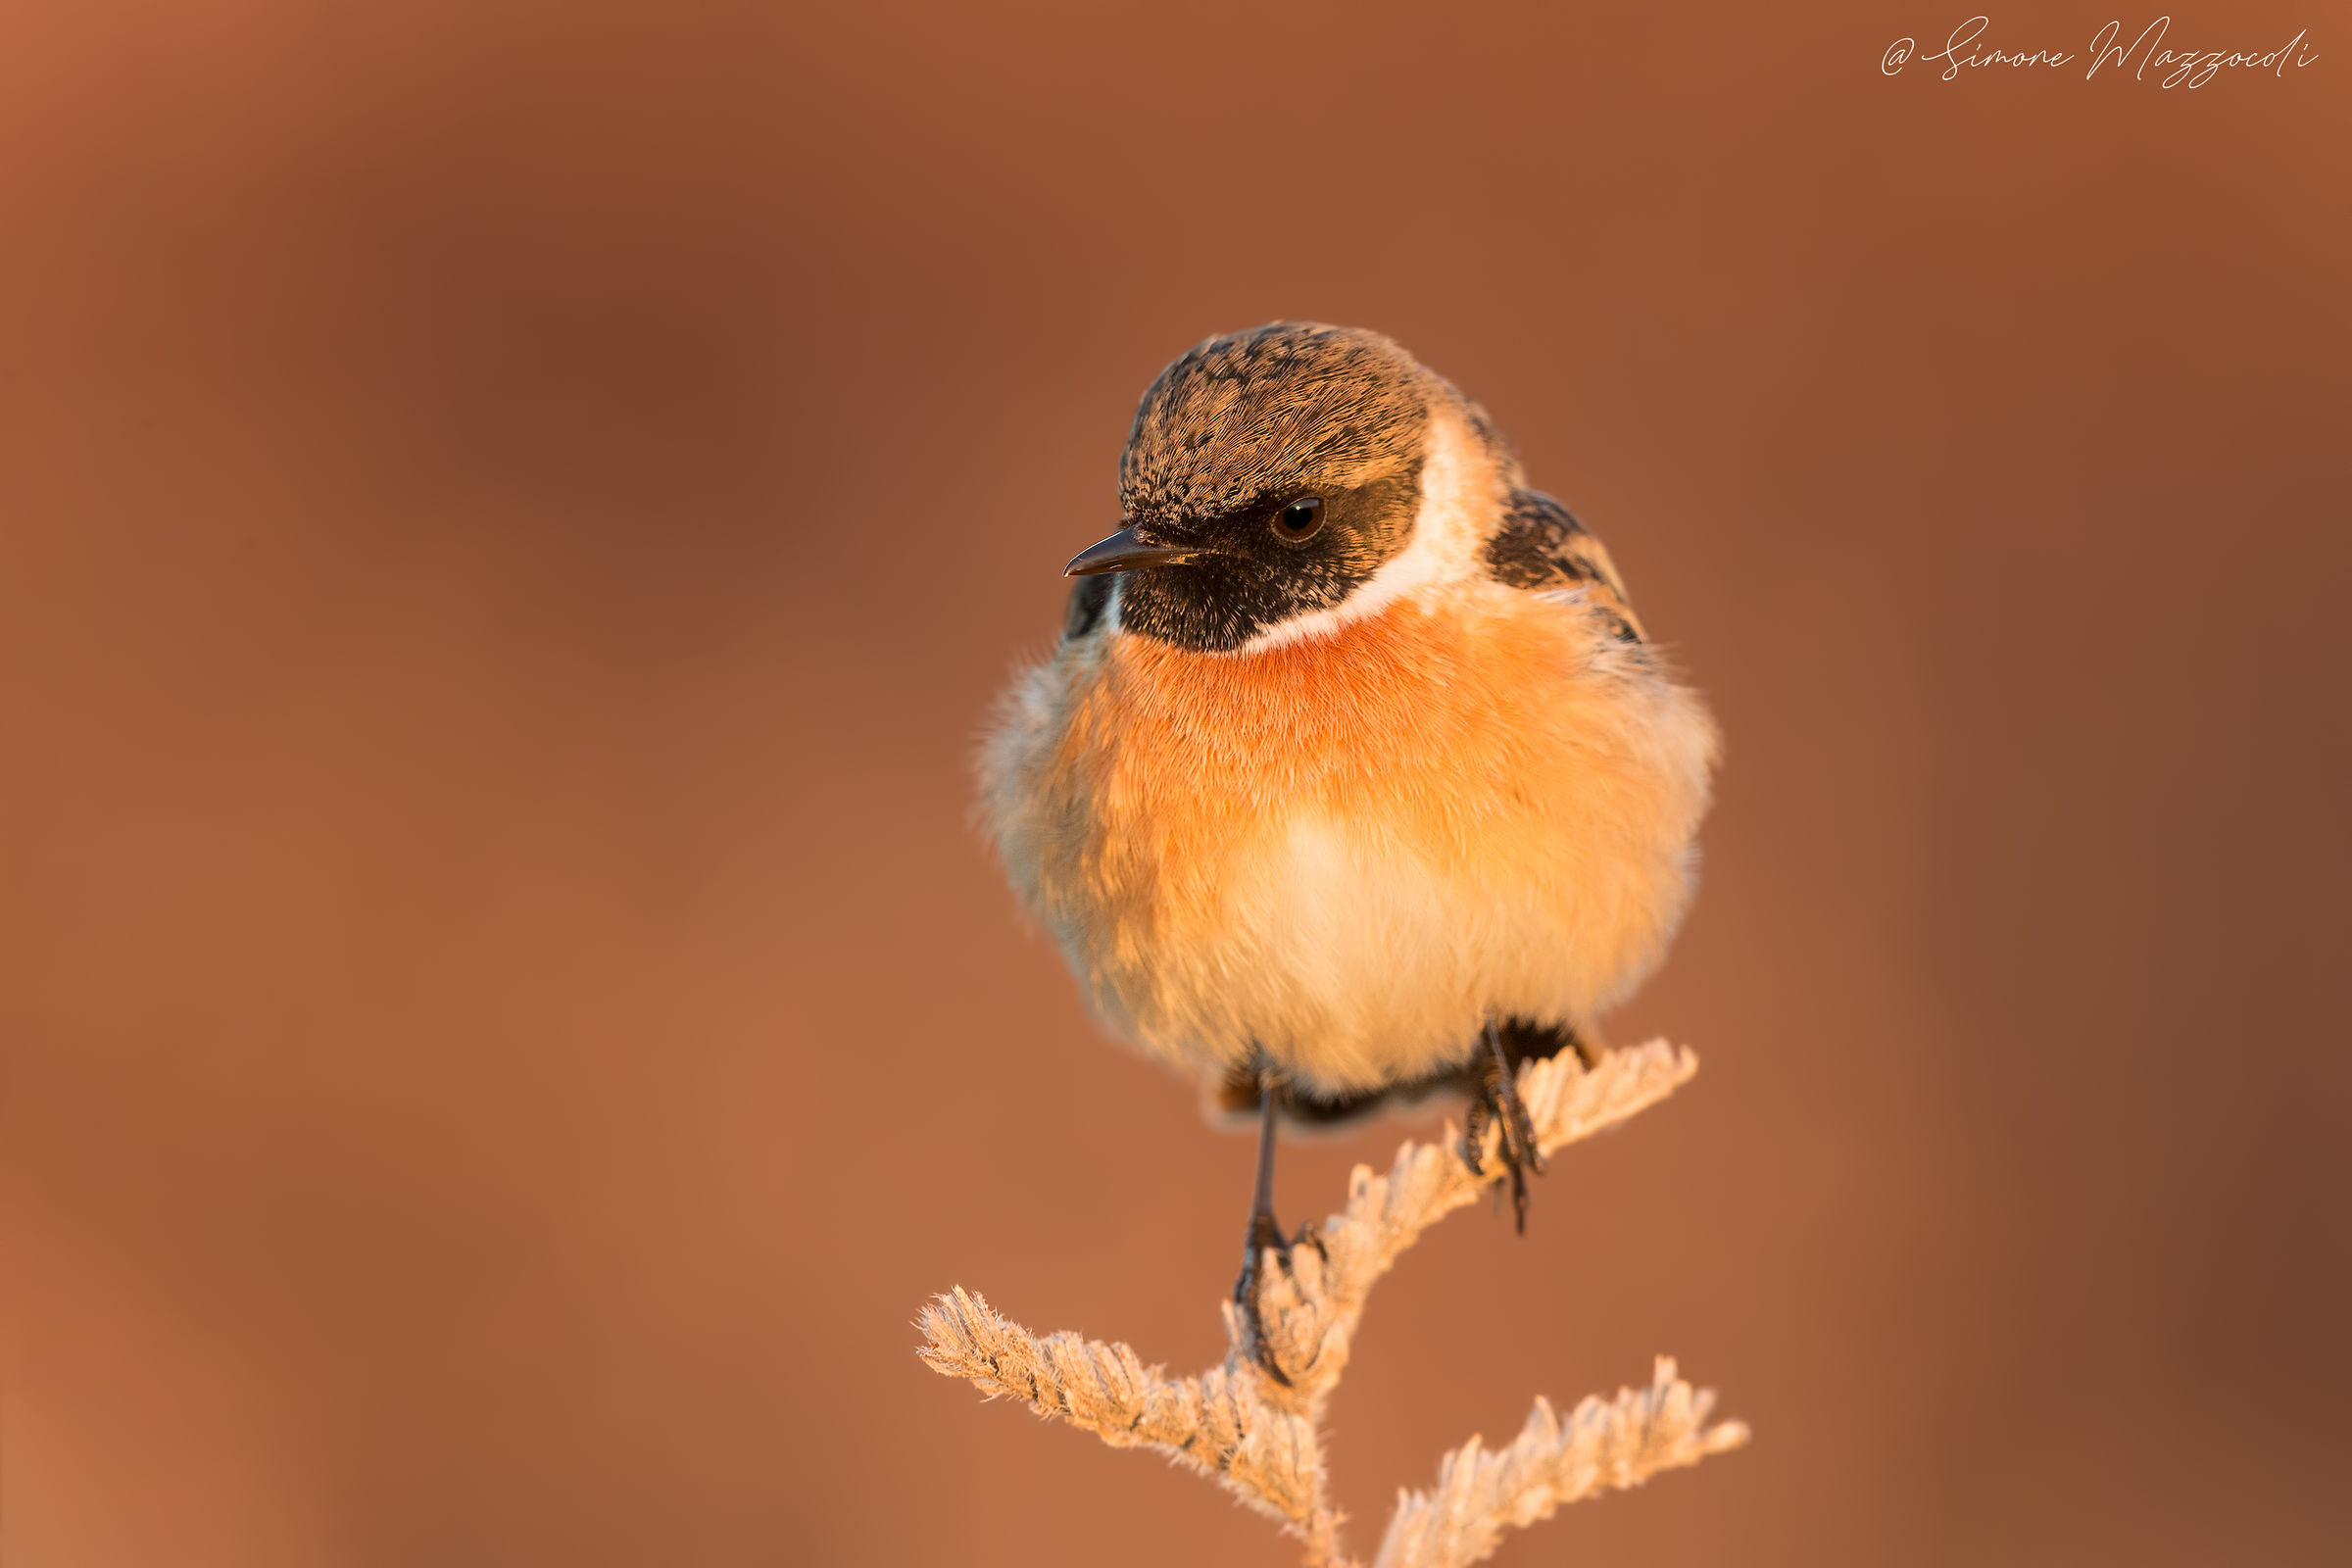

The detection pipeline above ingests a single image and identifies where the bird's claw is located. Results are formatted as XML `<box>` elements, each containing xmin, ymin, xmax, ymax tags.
<box><xmin>1233</xmin><ymin>1215</ymin><xmax>1325</xmax><ymax>1384</ymax></box>
<box><xmin>1460</xmin><ymin>1031</ymin><xmax>1546</xmax><ymax>1232</ymax></box>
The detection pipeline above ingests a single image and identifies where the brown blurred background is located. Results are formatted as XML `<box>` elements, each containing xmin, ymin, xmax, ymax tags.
<box><xmin>3</xmin><ymin>2</ymin><xmax>2347</xmax><ymax>1563</ymax></box>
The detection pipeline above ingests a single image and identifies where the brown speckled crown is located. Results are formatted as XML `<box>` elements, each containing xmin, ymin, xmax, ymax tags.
<box><xmin>1121</xmin><ymin>323</ymin><xmax>1434</xmax><ymax>524</ymax></box>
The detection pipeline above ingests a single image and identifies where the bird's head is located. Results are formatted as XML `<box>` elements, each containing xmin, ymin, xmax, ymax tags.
<box><xmin>1066</xmin><ymin>322</ymin><xmax>1516</xmax><ymax>653</ymax></box>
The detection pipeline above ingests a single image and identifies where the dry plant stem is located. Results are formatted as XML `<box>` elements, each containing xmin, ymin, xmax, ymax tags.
<box><xmin>916</xmin><ymin>1039</ymin><xmax>1747</xmax><ymax>1568</ymax></box>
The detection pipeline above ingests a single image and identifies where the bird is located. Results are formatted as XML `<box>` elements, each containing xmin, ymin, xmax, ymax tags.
<box><xmin>979</xmin><ymin>322</ymin><xmax>1717</xmax><ymax>1344</ymax></box>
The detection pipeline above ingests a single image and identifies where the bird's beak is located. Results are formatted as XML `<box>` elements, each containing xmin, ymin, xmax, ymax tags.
<box><xmin>1063</xmin><ymin>525</ymin><xmax>1204</xmax><ymax>577</ymax></box>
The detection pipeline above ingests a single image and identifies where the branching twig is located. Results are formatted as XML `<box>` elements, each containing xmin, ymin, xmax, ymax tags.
<box><xmin>1375</xmin><ymin>1356</ymin><xmax>1749</xmax><ymax>1568</ymax></box>
<box><xmin>916</xmin><ymin>1039</ymin><xmax>1746</xmax><ymax>1568</ymax></box>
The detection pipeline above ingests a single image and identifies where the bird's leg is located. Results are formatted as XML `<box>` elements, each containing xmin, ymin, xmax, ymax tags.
<box><xmin>1471</xmin><ymin>1019</ymin><xmax>1546</xmax><ymax>1234</ymax></box>
<box><xmin>1233</xmin><ymin>1060</ymin><xmax>1295</xmax><ymax>1383</ymax></box>
<box><xmin>1458</xmin><ymin>1085</ymin><xmax>1491</xmax><ymax>1176</ymax></box>
<box><xmin>1244</xmin><ymin>1067</ymin><xmax>1284</xmax><ymax>1262</ymax></box>
<box><xmin>1488</xmin><ymin>1019</ymin><xmax>1546</xmax><ymax>1181</ymax></box>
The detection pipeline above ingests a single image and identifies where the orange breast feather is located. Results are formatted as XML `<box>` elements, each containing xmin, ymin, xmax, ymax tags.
<box><xmin>1033</xmin><ymin>591</ymin><xmax>1691</xmax><ymax>971</ymax></box>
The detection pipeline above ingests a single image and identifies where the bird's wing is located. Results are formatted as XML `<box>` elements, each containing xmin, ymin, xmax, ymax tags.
<box><xmin>1483</xmin><ymin>488</ymin><xmax>1646</xmax><ymax>645</ymax></box>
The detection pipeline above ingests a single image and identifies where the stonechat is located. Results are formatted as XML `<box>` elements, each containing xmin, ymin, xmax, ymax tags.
<box><xmin>982</xmin><ymin>322</ymin><xmax>1717</xmax><ymax>1310</ymax></box>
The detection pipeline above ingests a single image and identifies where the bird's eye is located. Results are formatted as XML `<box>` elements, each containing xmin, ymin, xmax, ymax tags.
<box><xmin>1273</xmin><ymin>497</ymin><xmax>1325</xmax><ymax>542</ymax></box>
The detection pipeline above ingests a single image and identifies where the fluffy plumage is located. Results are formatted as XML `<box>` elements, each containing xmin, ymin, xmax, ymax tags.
<box><xmin>981</xmin><ymin>323</ymin><xmax>1717</xmax><ymax>1113</ymax></box>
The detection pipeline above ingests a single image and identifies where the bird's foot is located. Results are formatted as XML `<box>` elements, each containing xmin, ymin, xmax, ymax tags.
<box><xmin>1458</xmin><ymin>1025</ymin><xmax>1546</xmax><ymax>1233</ymax></box>
<box><xmin>1233</xmin><ymin>1211</ymin><xmax>1326</xmax><ymax>1384</ymax></box>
